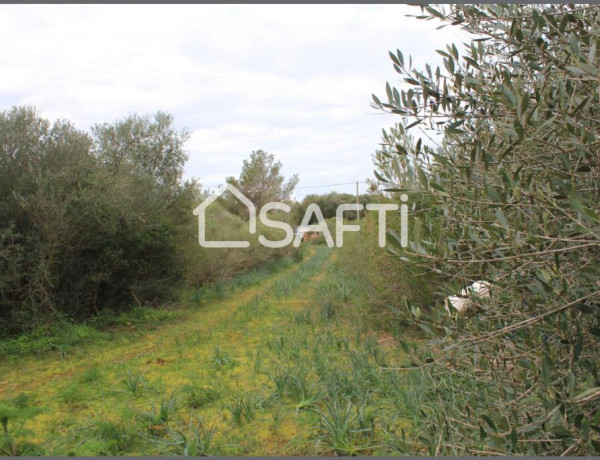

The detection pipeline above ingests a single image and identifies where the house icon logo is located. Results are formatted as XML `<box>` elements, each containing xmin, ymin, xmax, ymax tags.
<box><xmin>193</xmin><ymin>184</ymin><xmax>256</xmax><ymax>248</ymax></box>
<box><xmin>193</xmin><ymin>184</ymin><xmax>408</xmax><ymax>250</ymax></box>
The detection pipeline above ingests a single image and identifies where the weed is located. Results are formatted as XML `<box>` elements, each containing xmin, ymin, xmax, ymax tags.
<box><xmin>311</xmin><ymin>344</ymin><xmax>329</xmax><ymax>381</ymax></box>
<box><xmin>0</xmin><ymin>322</ymin><xmax>108</xmax><ymax>358</ymax></box>
<box><xmin>189</xmin><ymin>286</ymin><xmax>208</xmax><ymax>305</ymax></box>
<box><xmin>270</xmin><ymin>407</ymin><xmax>284</xmax><ymax>432</ymax></box>
<box><xmin>235</xmin><ymin>295</ymin><xmax>261</xmax><ymax>323</ymax></box>
<box><xmin>294</xmin><ymin>308</ymin><xmax>313</xmax><ymax>325</ymax></box>
<box><xmin>174</xmin><ymin>336</ymin><xmax>183</xmax><ymax>353</ymax></box>
<box><xmin>355</xmin><ymin>402</ymin><xmax>376</xmax><ymax>439</ymax></box>
<box><xmin>92</xmin><ymin>419</ymin><xmax>137</xmax><ymax>454</ymax></box>
<box><xmin>336</xmin><ymin>336</ymin><xmax>351</xmax><ymax>352</ymax></box>
<box><xmin>181</xmin><ymin>383</ymin><xmax>221</xmax><ymax>409</ymax></box>
<box><xmin>323</xmin><ymin>367</ymin><xmax>362</xmax><ymax>403</ymax></box>
<box><xmin>272</xmin><ymin>278</ymin><xmax>292</xmax><ymax>300</ymax></box>
<box><xmin>226</xmin><ymin>392</ymin><xmax>271</xmax><ymax>425</ymax></box>
<box><xmin>349</xmin><ymin>350</ymin><xmax>380</xmax><ymax>388</ymax></box>
<box><xmin>269</xmin><ymin>335</ymin><xmax>286</xmax><ymax>357</ymax></box>
<box><xmin>0</xmin><ymin>245</ymin><xmax>417</xmax><ymax>455</ymax></box>
<box><xmin>0</xmin><ymin>402</ymin><xmax>42</xmax><ymax>455</ymax></box>
<box><xmin>268</xmin><ymin>368</ymin><xmax>289</xmax><ymax>399</ymax></box>
<box><xmin>138</xmin><ymin>393</ymin><xmax>179</xmax><ymax>435</ymax></box>
<box><xmin>211</xmin><ymin>348</ymin><xmax>236</xmax><ymax>370</ymax></box>
<box><xmin>79</xmin><ymin>365</ymin><xmax>102</xmax><ymax>384</ymax></box>
<box><xmin>214</xmin><ymin>282</ymin><xmax>225</xmax><ymax>300</ymax></box>
<box><xmin>10</xmin><ymin>393</ymin><xmax>33</xmax><ymax>409</ymax></box>
<box><xmin>315</xmin><ymin>398</ymin><xmax>369</xmax><ymax>456</ymax></box>
<box><xmin>337</xmin><ymin>282</ymin><xmax>353</xmax><ymax>303</ymax></box>
<box><xmin>253</xmin><ymin>348</ymin><xmax>262</xmax><ymax>374</ymax></box>
<box><xmin>319</xmin><ymin>298</ymin><xmax>339</xmax><ymax>320</ymax></box>
<box><xmin>121</xmin><ymin>369</ymin><xmax>146</xmax><ymax>395</ymax></box>
<box><xmin>285</xmin><ymin>339</ymin><xmax>302</xmax><ymax>361</ymax></box>
<box><xmin>288</xmin><ymin>370</ymin><xmax>321</xmax><ymax>411</ymax></box>
<box><xmin>270</xmin><ymin>366</ymin><xmax>321</xmax><ymax>411</ymax></box>
<box><xmin>157</xmin><ymin>416</ymin><xmax>217</xmax><ymax>456</ymax></box>
<box><xmin>187</xmin><ymin>417</ymin><xmax>217</xmax><ymax>456</ymax></box>
<box><xmin>226</xmin><ymin>394</ymin><xmax>253</xmax><ymax>425</ymax></box>
<box><xmin>58</xmin><ymin>383</ymin><xmax>86</xmax><ymax>406</ymax></box>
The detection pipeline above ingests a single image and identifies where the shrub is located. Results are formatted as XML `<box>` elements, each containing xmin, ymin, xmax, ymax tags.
<box><xmin>0</xmin><ymin>107</ymin><xmax>192</xmax><ymax>333</ymax></box>
<box><xmin>337</xmin><ymin>213</ymin><xmax>438</xmax><ymax>329</ymax></box>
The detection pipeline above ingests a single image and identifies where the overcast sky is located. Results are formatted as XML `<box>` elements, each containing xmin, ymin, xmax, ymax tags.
<box><xmin>0</xmin><ymin>5</ymin><xmax>466</xmax><ymax>200</ymax></box>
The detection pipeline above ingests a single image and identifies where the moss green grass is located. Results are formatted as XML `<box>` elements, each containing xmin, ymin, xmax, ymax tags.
<box><xmin>0</xmin><ymin>245</ymin><xmax>420</xmax><ymax>455</ymax></box>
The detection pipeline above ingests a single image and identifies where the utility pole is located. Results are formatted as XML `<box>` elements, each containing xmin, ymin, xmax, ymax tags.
<box><xmin>356</xmin><ymin>181</ymin><xmax>360</xmax><ymax>221</ymax></box>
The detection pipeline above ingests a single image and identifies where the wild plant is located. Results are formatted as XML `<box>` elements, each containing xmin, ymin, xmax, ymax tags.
<box><xmin>253</xmin><ymin>348</ymin><xmax>262</xmax><ymax>374</ymax></box>
<box><xmin>58</xmin><ymin>383</ymin><xmax>86</xmax><ymax>405</ymax></box>
<box><xmin>211</xmin><ymin>348</ymin><xmax>236</xmax><ymax>370</ymax></box>
<box><xmin>285</xmin><ymin>339</ymin><xmax>302</xmax><ymax>361</ymax></box>
<box><xmin>293</xmin><ymin>308</ymin><xmax>312</xmax><ymax>325</ymax></box>
<box><xmin>355</xmin><ymin>402</ymin><xmax>376</xmax><ymax>439</ymax></box>
<box><xmin>272</xmin><ymin>279</ymin><xmax>291</xmax><ymax>300</ymax></box>
<box><xmin>349</xmin><ymin>350</ymin><xmax>380</xmax><ymax>387</ymax></box>
<box><xmin>315</xmin><ymin>398</ymin><xmax>360</xmax><ymax>455</ymax></box>
<box><xmin>0</xmin><ymin>402</ymin><xmax>41</xmax><ymax>456</ymax></box>
<box><xmin>226</xmin><ymin>396</ymin><xmax>246</xmax><ymax>425</ymax></box>
<box><xmin>138</xmin><ymin>393</ymin><xmax>179</xmax><ymax>435</ymax></box>
<box><xmin>214</xmin><ymin>282</ymin><xmax>225</xmax><ymax>300</ymax></box>
<box><xmin>286</xmin><ymin>367</ymin><xmax>322</xmax><ymax>411</ymax></box>
<box><xmin>270</xmin><ymin>335</ymin><xmax>286</xmax><ymax>357</ymax></box>
<box><xmin>226</xmin><ymin>394</ymin><xmax>253</xmax><ymax>425</ymax></box>
<box><xmin>79</xmin><ymin>365</ymin><xmax>102</xmax><ymax>384</ymax></box>
<box><xmin>268</xmin><ymin>367</ymin><xmax>289</xmax><ymax>398</ymax></box>
<box><xmin>181</xmin><ymin>382</ymin><xmax>221</xmax><ymax>409</ymax></box>
<box><xmin>169</xmin><ymin>416</ymin><xmax>217</xmax><ymax>456</ymax></box>
<box><xmin>318</xmin><ymin>297</ymin><xmax>339</xmax><ymax>320</ymax></box>
<box><xmin>92</xmin><ymin>419</ymin><xmax>137</xmax><ymax>455</ymax></box>
<box><xmin>270</xmin><ymin>407</ymin><xmax>284</xmax><ymax>432</ymax></box>
<box><xmin>121</xmin><ymin>369</ymin><xmax>146</xmax><ymax>395</ymax></box>
<box><xmin>226</xmin><ymin>391</ymin><xmax>272</xmax><ymax>425</ymax></box>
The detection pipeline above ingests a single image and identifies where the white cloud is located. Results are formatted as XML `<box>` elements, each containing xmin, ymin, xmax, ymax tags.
<box><xmin>0</xmin><ymin>4</ymin><xmax>466</xmax><ymax>199</ymax></box>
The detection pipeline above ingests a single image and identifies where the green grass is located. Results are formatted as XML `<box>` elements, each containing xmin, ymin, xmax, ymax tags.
<box><xmin>180</xmin><ymin>382</ymin><xmax>222</xmax><ymax>409</ymax></box>
<box><xmin>0</xmin><ymin>245</ymin><xmax>420</xmax><ymax>455</ymax></box>
<box><xmin>121</xmin><ymin>369</ymin><xmax>147</xmax><ymax>396</ymax></box>
<box><xmin>0</xmin><ymin>253</ymin><xmax>301</xmax><ymax>360</ymax></box>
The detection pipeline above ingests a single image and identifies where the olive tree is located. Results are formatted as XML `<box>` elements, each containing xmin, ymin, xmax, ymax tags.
<box><xmin>373</xmin><ymin>5</ymin><xmax>600</xmax><ymax>455</ymax></box>
<box><xmin>0</xmin><ymin>107</ymin><xmax>193</xmax><ymax>332</ymax></box>
<box><xmin>92</xmin><ymin>111</ymin><xmax>189</xmax><ymax>191</ymax></box>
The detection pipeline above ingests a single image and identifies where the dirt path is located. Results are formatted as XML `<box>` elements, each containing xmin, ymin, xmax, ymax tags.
<box><xmin>0</xmin><ymin>246</ymin><xmax>410</xmax><ymax>456</ymax></box>
<box><xmin>0</xmin><ymin>246</ymin><xmax>347</xmax><ymax>454</ymax></box>
<box><xmin>0</xmin><ymin>247</ymin><xmax>322</xmax><ymax>393</ymax></box>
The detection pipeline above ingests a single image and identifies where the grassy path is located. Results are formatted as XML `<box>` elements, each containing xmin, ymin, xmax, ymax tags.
<box><xmin>0</xmin><ymin>245</ymin><xmax>414</xmax><ymax>456</ymax></box>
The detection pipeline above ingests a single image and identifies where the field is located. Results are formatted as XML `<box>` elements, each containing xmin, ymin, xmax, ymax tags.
<box><xmin>0</xmin><ymin>245</ymin><xmax>421</xmax><ymax>456</ymax></box>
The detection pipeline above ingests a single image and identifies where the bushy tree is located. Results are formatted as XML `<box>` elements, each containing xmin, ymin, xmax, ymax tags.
<box><xmin>223</xmin><ymin>150</ymin><xmax>298</xmax><ymax>216</ymax></box>
<box><xmin>373</xmin><ymin>5</ymin><xmax>600</xmax><ymax>455</ymax></box>
<box><xmin>0</xmin><ymin>107</ymin><xmax>194</xmax><ymax>333</ymax></box>
<box><xmin>92</xmin><ymin>111</ymin><xmax>189</xmax><ymax>190</ymax></box>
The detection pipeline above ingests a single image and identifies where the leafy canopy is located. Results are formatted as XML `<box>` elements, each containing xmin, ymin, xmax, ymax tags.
<box><xmin>224</xmin><ymin>149</ymin><xmax>299</xmax><ymax>216</ymax></box>
<box><xmin>373</xmin><ymin>4</ymin><xmax>600</xmax><ymax>456</ymax></box>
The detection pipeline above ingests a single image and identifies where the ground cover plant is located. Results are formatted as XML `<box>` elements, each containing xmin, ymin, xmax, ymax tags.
<box><xmin>0</xmin><ymin>246</ymin><xmax>426</xmax><ymax>455</ymax></box>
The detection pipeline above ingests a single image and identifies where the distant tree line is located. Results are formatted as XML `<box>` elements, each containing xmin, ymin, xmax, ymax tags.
<box><xmin>291</xmin><ymin>191</ymin><xmax>376</xmax><ymax>225</ymax></box>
